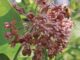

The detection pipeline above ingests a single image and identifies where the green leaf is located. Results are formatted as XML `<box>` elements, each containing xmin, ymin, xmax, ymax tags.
<box><xmin>70</xmin><ymin>0</ymin><xmax>76</xmax><ymax>10</ymax></box>
<box><xmin>0</xmin><ymin>53</ymin><xmax>10</xmax><ymax>60</ymax></box>
<box><xmin>0</xmin><ymin>8</ymin><xmax>24</xmax><ymax>45</ymax></box>
<box><xmin>70</xmin><ymin>20</ymin><xmax>80</xmax><ymax>42</ymax></box>
<box><xmin>0</xmin><ymin>0</ymin><xmax>11</xmax><ymax>16</ymax></box>
<box><xmin>55</xmin><ymin>53</ymin><xmax>64</xmax><ymax>60</ymax></box>
<box><xmin>0</xmin><ymin>44</ymin><xmax>20</xmax><ymax>60</ymax></box>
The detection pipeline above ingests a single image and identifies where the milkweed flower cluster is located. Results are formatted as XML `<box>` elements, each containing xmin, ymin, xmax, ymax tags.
<box><xmin>5</xmin><ymin>0</ymin><xmax>73</xmax><ymax>60</ymax></box>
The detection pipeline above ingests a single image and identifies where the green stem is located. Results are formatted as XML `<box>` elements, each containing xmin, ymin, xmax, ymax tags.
<box><xmin>43</xmin><ymin>49</ymin><xmax>48</xmax><ymax>60</ymax></box>
<box><xmin>13</xmin><ymin>46</ymin><xmax>22</xmax><ymax>60</ymax></box>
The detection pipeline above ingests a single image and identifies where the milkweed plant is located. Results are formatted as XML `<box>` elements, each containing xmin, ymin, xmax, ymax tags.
<box><xmin>4</xmin><ymin>0</ymin><xmax>73</xmax><ymax>60</ymax></box>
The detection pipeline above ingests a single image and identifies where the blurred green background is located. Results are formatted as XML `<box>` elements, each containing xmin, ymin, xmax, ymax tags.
<box><xmin>0</xmin><ymin>0</ymin><xmax>80</xmax><ymax>60</ymax></box>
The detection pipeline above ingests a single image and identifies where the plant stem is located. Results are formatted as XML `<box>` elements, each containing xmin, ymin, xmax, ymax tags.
<box><xmin>13</xmin><ymin>46</ymin><xmax>22</xmax><ymax>60</ymax></box>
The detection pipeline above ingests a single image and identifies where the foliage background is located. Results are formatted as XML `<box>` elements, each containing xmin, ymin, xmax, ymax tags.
<box><xmin>0</xmin><ymin>0</ymin><xmax>80</xmax><ymax>60</ymax></box>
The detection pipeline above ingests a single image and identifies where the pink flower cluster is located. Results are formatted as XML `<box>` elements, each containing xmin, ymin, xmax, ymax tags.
<box><xmin>5</xmin><ymin>0</ymin><xmax>73</xmax><ymax>60</ymax></box>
